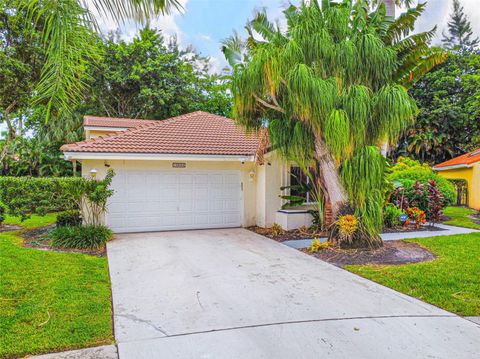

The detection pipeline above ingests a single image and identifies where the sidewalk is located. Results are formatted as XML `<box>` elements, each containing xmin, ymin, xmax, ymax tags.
<box><xmin>283</xmin><ymin>224</ymin><xmax>480</xmax><ymax>249</ymax></box>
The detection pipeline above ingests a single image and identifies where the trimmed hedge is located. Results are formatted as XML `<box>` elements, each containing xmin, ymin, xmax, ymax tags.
<box><xmin>50</xmin><ymin>225</ymin><xmax>113</xmax><ymax>250</ymax></box>
<box><xmin>0</xmin><ymin>177</ymin><xmax>83</xmax><ymax>219</ymax></box>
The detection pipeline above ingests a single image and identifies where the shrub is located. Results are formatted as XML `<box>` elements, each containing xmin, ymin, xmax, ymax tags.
<box><xmin>389</xmin><ymin>157</ymin><xmax>456</xmax><ymax>207</ymax></box>
<box><xmin>56</xmin><ymin>210</ymin><xmax>83</xmax><ymax>227</ymax></box>
<box><xmin>0</xmin><ymin>202</ymin><xmax>5</xmax><ymax>225</ymax></box>
<box><xmin>384</xmin><ymin>204</ymin><xmax>405</xmax><ymax>228</ymax></box>
<box><xmin>427</xmin><ymin>180</ymin><xmax>444</xmax><ymax>226</ymax></box>
<box><xmin>50</xmin><ymin>225</ymin><xmax>113</xmax><ymax>250</ymax></box>
<box><xmin>330</xmin><ymin>215</ymin><xmax>358</xmax><ymax>246</ymax></box>
<box><xmin>270</xmin><ymin>223</ymin><xmax>285</xmax><ymax>237</ymax></box>
<box><xmin>406</xmin><ymin>207</ymin><xmax>426</xmax><ymax>229</ymax></box>
<box><xmin>0</xmin><ymin>177</ymin><xmax>82</xmax><ymax>219</ymax></box>
<box><xmin>308</xmin><ymin>239</ymin><xmax>329</xmax><ymax>253</ymax></box>
<box><xmin>0</xmin><ymin>170</ymin><xmax>115</xmax><ymax>225</ymax></box>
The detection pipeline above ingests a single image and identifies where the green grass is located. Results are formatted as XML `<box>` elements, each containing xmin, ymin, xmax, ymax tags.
<box><xmin>3</xmin><ymin>213</ymin><xmax>59</xmax><ymax>229</ymax></box>
<box><xmin>0</xmin><ymin>214</ymin><xmax>113</xmax><ymax>358</ymax></box>
<box><xmin>347</xmin><ymin>233</ymin><xmax>480</xmax><ymax>316</ymax></box>
<box><xmin>443</xmin><ymin>206</ymin><xmax>480</xmax><ymax>229</ymax></box>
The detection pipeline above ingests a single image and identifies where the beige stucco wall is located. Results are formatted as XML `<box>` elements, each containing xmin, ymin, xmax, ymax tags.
<box><xmin>85</xmin><ymin>129</ymin><xmax>123</xmax><ymax>139</ymax></box>
<box><xmin>81</xmin><ymin>159</ymin><xmax>259</xmax><ymax>227</ymax></box>
<box><xmin>255</xmin><ymin>152</ymin><xmax>287</xmax><ymax>227</ymax></box>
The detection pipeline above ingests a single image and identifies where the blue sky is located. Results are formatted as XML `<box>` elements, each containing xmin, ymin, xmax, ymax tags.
<box><xmin>93</xmin><ymin>0</ymin><xmax>480</xmax><ymax>72</ymax></box>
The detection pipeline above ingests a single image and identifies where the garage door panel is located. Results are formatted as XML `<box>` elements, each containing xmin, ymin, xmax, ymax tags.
<box><xmin>106</xmin><ymin>170</ymin><xmax>242</xmax><ymax>233</ymax></box>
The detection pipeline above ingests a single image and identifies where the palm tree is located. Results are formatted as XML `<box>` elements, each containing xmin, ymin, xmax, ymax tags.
<box><xmin>223</xmin><ymin>0</ymin><xmax>446</xmax><ymax>247</ymax></box>
<box><xmin>17</xmin><ymin>0</ymin><xmax>181</xmax><ymax>120</ymax></box>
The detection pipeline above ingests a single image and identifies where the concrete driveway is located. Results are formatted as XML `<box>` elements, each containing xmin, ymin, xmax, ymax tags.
<box><xmin>107</xmin><ymin>228</ymin><xmax>480</xmax><ymax>358</ymax></box>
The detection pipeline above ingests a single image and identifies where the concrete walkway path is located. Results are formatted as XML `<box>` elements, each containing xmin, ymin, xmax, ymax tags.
<box><xmin>284</xmin><ymin>223</ymin><xmax>480</xmax><ymax>249</ymax></box>
<box><xmin>28</xmin><ymin>345</ymin><xmax>117</xmax><ymax>359</ymax></box>
<box><xmin>107</xmin><ymin>228</ymin><xmax>480</xmax><ymax>359</ymax></box>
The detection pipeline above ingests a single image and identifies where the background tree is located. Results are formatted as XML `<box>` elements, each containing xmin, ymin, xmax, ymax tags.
<box><xmin>16</xmin><ymin>0</ymin><xmax>180</xmax><ymax>121</ymax></box>
<box><xmin>393</xmin><ymin>0</ymin><xmax>480</xmax><ymax>163</ymax></box>
<box><xmin>83</xmin><ymin>28</ymin><xmax>231</xmax><ymax>119</ymax></box>
<box><xmin>224</xmin><ymin>0</ymin><xmax>444</xmax><ymax>247</ymax></box>
<box><xmin>442</xmin><ymin>0</ymin><xmax>479</xmax><ymax>51</ymax></box>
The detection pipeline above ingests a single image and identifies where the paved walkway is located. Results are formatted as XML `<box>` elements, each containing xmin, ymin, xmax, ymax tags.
<box><xmin>107</xmin><ymin>228</ymin><xmax>480</xmax><ymax>358</ymax></box>
<box><xmin>28</xmin><ymin>345</ymin><xmax>117</xmax><ymax>359</ymax></box>
<box><xmin>284</xmin><ymin>223</ymin><xmax>480</xmax><ymax>249</ymax></box>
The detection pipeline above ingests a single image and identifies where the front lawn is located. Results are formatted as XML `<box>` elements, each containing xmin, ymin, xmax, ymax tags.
<box><xmin>443</xmin><ymin>206</ymin><xmax>480</xmax><ymax>229</ymax></box>
<box><xmin>0</xmin><ymin>215</ymin><xmax>113</xmax><ymax>358</ymax></box>
<box><xmin>347</xmin><ymin>233</ymin><xmax>480</xmax><ymax>316</ymax></box>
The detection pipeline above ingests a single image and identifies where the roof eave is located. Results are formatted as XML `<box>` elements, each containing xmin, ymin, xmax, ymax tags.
<box><xmin>433</xmin><ymin>163</ymin><xmax>473</xmax><ymax>171</ymax></box>
<box><xmin>63</xmin><ymin>151</ymin><xmax>256</xmax><ymax>162</ymax></box>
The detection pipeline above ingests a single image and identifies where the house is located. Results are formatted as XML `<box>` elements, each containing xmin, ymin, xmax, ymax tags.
<box><xmin>61</xmin><ymin>111</ymin><xmax>313</xmax><ymax>233</ymax></box>
<box><xmin>433</xmin><ymin>148</ymin><xmax>480</xmax><ymax>210</ymax></box>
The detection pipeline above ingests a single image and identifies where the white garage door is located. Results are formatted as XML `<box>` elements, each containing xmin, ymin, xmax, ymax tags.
<box><xmin>106</xmin><ymin>169</ymin><xmax>243</xmax><ymax>233</ymax></box>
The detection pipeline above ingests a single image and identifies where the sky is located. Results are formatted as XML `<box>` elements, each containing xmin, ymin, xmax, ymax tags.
<box><xmin>91</xmin><ymin>0</ymin><xmax>480</xmax><ymax>73</ymax></box>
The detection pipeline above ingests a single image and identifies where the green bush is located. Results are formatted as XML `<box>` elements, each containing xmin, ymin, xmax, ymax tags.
<box><xmin>0</xmin><ymin>202</ymin><xmax>5</xmax><ymax>225</ymax></box>
<box><xmin>384</xmin><ymin>204</ymin><xmax>405</xmax><ymax>228</ymax></box>
<box><xmin>56</xmin><ymin>210</ymin><xmax>83</xmax><ymax>227</ymax></box>
<box><xmin>389</xmin><ymin>157</ymin><xmax>456</xmax><ymax>207</ymax></box>
<box><xmin>0</xmin><ymin>177</ymin><xmax>83</xmax><ymax>219</ymax></box>
<box><xmin>50</xmin><ymin>225</ymin><xmax>113</xmax><ymax>250</ymax></box>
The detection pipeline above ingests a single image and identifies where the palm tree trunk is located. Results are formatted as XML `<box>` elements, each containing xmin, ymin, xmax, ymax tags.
<box><xmin>314</xmin><ymin>137</ymin><xmax>348</xmax><ymax>220</ymax></box>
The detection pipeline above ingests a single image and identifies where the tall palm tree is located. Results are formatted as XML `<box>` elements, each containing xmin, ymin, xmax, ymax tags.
<box><xmin>223</xmin><ymin>0</ymin><xmax>446</xmax><ymax>247</ymax></box>
<box><xmin>17</xmin><ymin>0</ymin><xmax>181</xmax><ymax>120</ymax></box>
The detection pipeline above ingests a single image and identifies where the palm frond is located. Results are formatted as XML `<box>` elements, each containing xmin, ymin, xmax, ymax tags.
<box><xmin>89</xmin><ymin>0</ymin><xmax>182</xmax><ymax>24</ymax></box>
<box><xmin>383</xmin><ymin>2</ymin><xmax>426</xmax><ymax>44</ymax></box>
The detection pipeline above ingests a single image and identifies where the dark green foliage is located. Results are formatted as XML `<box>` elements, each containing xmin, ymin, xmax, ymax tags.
<box><xmin>280</xmin><ymin>172</ymin><xmax>312</xmax><ymax>208</ymax></box>
<box><xmin>442</xmin><ymin>0</ymin><xmax>479</xmax><ymax>51</ymax></box>
<box><xmin>0</xmin><ymin>171</ymin><xmax>115</xmax><ymax>223</ymax></box>
<box><xmin>84</xmin><ymin>28</ymin><xmax>232</xmax><ymax>119</ymax></box>
<box><xmin>49</xmin><ymin>225</ymin><xmax>113</xmax><ymax>250</ymax></box>
<box><xmin>394</xmin><ymin>52</ymin><xmax>480</xmax><ymax>163</ymax></box>
<box><xmin>56</xmin><ymin>210</ymin><xmax>82</xmax><ymax>227</ymax></box>
<box><xmin>389</xmin><ymin>157</ymin><xmax>456</xmax><ymax>207</ymax></box>
<box><xmin>0</xmin><ymin>177</ymin><xmax>82</xmax><ymax>219</ymax></box>
<box><xmin>383</xmin><ymin>203</ymin><xmax>405</xmax><ymax>228</ymax></box>
<box><xmin>0</xmin><ymin>202</ymin><xmax>5</xmax><ymax>225</ymax></box>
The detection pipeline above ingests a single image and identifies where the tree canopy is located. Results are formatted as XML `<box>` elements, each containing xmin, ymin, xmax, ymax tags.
<box><xmin>83</xmin><ymin>28</ymin><xmax>231</xmax><ymax>120</ymax></box>
<box><xmin>224</xmin><ymin>0</ymin><xmax>444</xmax><ymax>247</ymax></box>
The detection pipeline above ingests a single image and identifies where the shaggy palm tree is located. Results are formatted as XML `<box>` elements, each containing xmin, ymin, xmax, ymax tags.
<box><xmin>223</xmin><ymin>0</ymin><xmax>446</xmax><ymax>247</ymax></box>
<box><xmin>17</xmin><ymin>0</ymin><xmax>180</xmax><ymax>120</ymax></box>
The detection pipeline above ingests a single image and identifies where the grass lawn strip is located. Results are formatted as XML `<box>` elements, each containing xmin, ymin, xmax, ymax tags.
<box><xmin>347</xmin><ymin>233</ymin><xmax>480</xmax><ymax>317</ymax></box>
<box><xmin>443</xmin><ymin>206</ymin><xmax>480</xmax><ymax>229</ymax></box>
<box><xmin>0</xmin><ymin>215</ymin><xmax>113</xmax><ymax>359</ymax></box>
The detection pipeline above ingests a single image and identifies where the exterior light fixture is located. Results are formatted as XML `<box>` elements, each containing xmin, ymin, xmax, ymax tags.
<box><xmin>90</xmin><ymin>168</ymin><xmax>98</xmax><ymax>178</ymax></box>
<box><xmin>249</xmin><ymin>169</ymin><xmax>255</xmax><ymax>182</ymax></box>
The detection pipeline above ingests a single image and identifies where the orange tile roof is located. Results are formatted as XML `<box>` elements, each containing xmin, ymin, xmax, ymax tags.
<box><xmin>62</xmin><ymin>111</ymin><xmax>261</xmax><ymax>156</ymax></box>
<box><xmin>433</xmin><ymin>148</ymin><xmax>480</xmax><ymax>169</ymax></box>
<box><xmin>84</xmin><ymin>115</ymin><xmax>156</xmax><ymax>128</ymax></box>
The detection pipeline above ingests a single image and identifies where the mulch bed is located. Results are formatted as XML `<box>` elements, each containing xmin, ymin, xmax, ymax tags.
<box><xmin>248</xmin><ymin>226</ymin><xmax>327</xmax><ymax>242</ymax></box>
<box><xmin>19</xmin><ymin>225</ymin><xmax>106</xmax><ymax>257</ymax></box>
<box><xmin>249</xmin><ymin>225</ymin><xmax>445</xmax><ymax>242</ymax></box>
<box><xmin>0</xmin><ymin>224</ymin><xmax>23</xmax><ymax>233</ymax></box>
<box><xmin>306</xmin><ymin>240</ymin><xmax>435</xmax><ymax>267</ymax></box>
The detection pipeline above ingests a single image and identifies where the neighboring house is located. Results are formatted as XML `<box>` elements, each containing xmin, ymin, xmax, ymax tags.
<box><xmin>61</xmin><ymin>111</ymin><xmax>312</xmax><ymax>233</ymax></box>
<box><xmin>433</xmin><ymin>148</ymin><xmax>480</xmax><ymax>210</ymax></box>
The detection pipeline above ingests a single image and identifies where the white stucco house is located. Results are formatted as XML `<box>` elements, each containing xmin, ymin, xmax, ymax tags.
<box><xmin>61</xmin><ymin>111</ymin><xmax>314</xmax><ymax>233</ymax></box>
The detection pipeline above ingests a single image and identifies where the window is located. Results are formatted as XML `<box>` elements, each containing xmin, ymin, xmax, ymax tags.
<box><xmin>289</xmin><ymin>166</ymin><xmax>317</xmax><ymax>204</ymax></box>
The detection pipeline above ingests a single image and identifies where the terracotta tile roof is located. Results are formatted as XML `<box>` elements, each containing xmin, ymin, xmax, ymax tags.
<box><xmin>62</xmin><ymin>111</ymin><xmax>261</xmax><ymax>156</ymax></box>
<box><xmin>84</xmin><ymin>115</ymin><xmax>156</xmax><ymax>128</ymax></box>
<box><xmin>433</xmin><ymin>148</ymin><xmax>480</xmax><ymax>169</ymax></box>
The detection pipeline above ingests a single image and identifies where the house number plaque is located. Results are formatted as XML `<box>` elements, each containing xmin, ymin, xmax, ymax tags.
<box><xmin>172</xmin><ymin>162</ymin><xmax>186</xmax><ymax>168</ymax></box>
